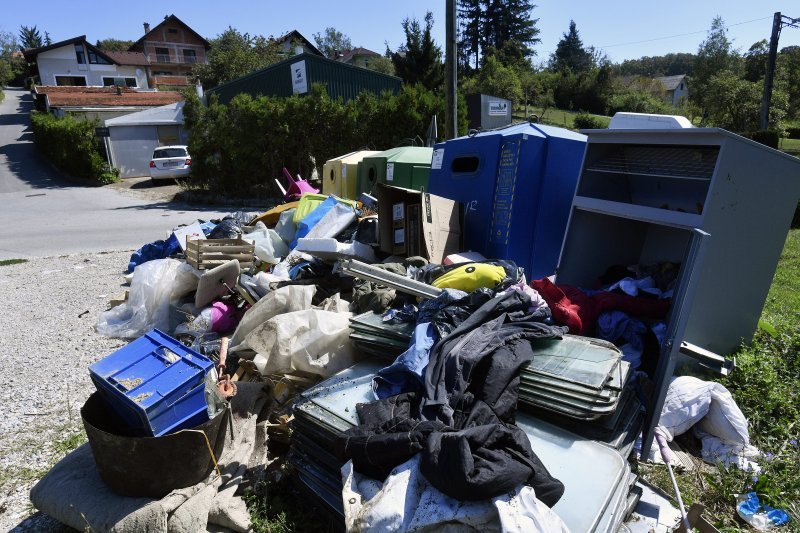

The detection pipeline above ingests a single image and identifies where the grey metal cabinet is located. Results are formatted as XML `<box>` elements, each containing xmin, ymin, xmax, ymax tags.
<box><xmin>554</xmin><ymin>128</ymin><xmax>800</xmax><ymax>457</ymax></box>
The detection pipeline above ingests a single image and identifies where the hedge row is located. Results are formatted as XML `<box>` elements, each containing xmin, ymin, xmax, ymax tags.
<box><xmin>741</xmin><ymin>130</ymin><xmax>780</xmax><ymax>149</ymax></box>
<box><xmin>30</xmin><ymin>111</ymin><xmax>118</xmax><ymax>184</ymax></box>
<box><xmin>183</xmin><ymin>84</ymin><xmax>468</xmax><ymax>195</ymax></box>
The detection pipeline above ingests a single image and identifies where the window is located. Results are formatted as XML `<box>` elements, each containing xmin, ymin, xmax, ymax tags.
<box><xmin>680</xmin><ymin>82</ymin><xmax>684</xmax><ymax>90</ymax></box>
<box><xmin>153</xmin><ymin>71</ymin><xmax>174</xmax><ymax>76</ymax></box>
<box><xmin>182</xmin><ymin>49</ymin><xmax>196</xmax><ymax>64</ymax></box>
<box><xmin>153</xmin><ymin>147</ymin><xmax>187</xmax><ymax>159</ymax></box>
<box><xmin>87</xmin><ymin>50</ymin><xmax>111</xmax><ymax>65</ymax></box>
<box><xmin>55</xmin><ymin>75</ymin><xmax>87</xmax><ymax>86</ymax></box>
<box><xmin>155</xmin><ymin>47</ymin><xmax>170</xmax><ymax>63</ymax></box>
<box><xmin>167</xmin><ymin>28</ymin><xmax>179</xmax><ymax>34</ymax></box>
<box><xmin>74</xmin><ymin>44</ymin><xmax>86</xmax><ymax>64</ymax></box>
<box><xmin>102</xmin><ymin>76</ymin><xmax>138</xmax><ymax>88</ymax></box>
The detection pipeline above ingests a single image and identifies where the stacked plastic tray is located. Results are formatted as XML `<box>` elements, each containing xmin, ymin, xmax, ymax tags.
<box><xmin>89</xmin><ymin>329</ymin><xmax>214</xmax><ymax>437</ymax></box>
<box><xmin>288</xmin><ymin>359</ymin><xmax>637</xmax><ymax>532</ymax></box>
<box><xmin>518</xmin><ymin>335</ymin><xmax>642</xmax><ymax>456</ymax></box>
<box><xmin>348</xmin><ymin>311</ymin><xmax>414</xmax><ymax>359</ymax></box>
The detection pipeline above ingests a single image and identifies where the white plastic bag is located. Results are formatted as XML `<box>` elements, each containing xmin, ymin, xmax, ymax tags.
<box><xmin>242</xmin><ymin>222</ymin><xmax>289</xmax><ymax>264</ymax></box>
<box><xmin>274</xmin><ymin>209</ymin><xmax>297</xmax><ymax>246</ymax></box>
<box><xmin>653</xmin><ymin>375</ymin><xmax>760</xmax><ymax>471</ymax></box>
<box><xmin>244</xmin><ymin>309</ymin><xmax>355</xmax><ymax>378</ymax></box>
<box><xmin>95</xmin><ymin>259</ymin><xmax>199</xmax><ymax>339</ymax></box>
<box><xmin>228</xmin><ymin>285</ymin><xmax>315</xmax><ymax>352</ymax></box>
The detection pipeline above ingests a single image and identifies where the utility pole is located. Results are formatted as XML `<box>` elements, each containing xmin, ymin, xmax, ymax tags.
<box><xmin>445</xmin><ymin>0</ymin><xmax>457</xmax><ymax>140</ymax></box>
<box><xmin>760</xmin><ymin>12</ymin><xmax>799</xmax><ymax>130</ymax></box>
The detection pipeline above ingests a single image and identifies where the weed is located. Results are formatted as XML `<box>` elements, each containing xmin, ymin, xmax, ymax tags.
<box><xmin>53</xmin><ymin>432</ymin><xmax>87</xmax><ymax>455</ymax></box>
<box><xmin>0</xmin><ymin>259</ymin><xmax>28</xmax><ymax>266</ymax></box>
<box><xmin>245</xmin><ymin>473</ymin><xmax>327</xmax><ymax>533</ymax></box>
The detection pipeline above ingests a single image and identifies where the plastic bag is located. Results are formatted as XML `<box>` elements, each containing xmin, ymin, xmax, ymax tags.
<box><xmin>96</xmin><ymin>259</ymin><xmax>199</xmax><ymax>339</ymax></box>
<box><xmin>274</xmin><ymin>209</ymin><xmax>297</xmax><ymax>246</ymax></box>
<box><xmin>228</xmin><ymin>285</ymin><xmax>315</xmax><ymax>352</ymax></box>
<box><xmin>737</xmin><ymin>492</ymin><xmax>790</xmax><ymax>531</ymax></box>
<box><xmin>244</xmin><ymin>309</ymin><xmax>355</xmax><ymax>378</ymax></box>
<box><xmin>243</xmin><ymin>221</ymin><xmax>289</xmax><ymax>264</ymax></box>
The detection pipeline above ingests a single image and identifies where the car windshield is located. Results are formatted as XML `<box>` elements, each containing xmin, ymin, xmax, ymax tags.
<box><xmin>153</xmin><ymin>148</ymin><xmax>187</xmax><ymax>159</ymax></box>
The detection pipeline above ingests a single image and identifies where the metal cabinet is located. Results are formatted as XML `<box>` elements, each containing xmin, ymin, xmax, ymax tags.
<box><xmin>555</xmin><ymin>128</ymin><xmax>800</xmax><ymax>456</ymax></box>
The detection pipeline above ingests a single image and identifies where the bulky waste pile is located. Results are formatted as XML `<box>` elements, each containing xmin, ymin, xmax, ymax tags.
<box><xmin>26</xmin><ymin>185</ymin><xmax>785</xmax><ymax>532</ymax></box>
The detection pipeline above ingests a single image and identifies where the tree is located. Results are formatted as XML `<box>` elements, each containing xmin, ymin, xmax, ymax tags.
<box><xmin>550</xmin><ymin>21</ymin><xmax>594</xmax><ymax>74</ymax></box>
<box><xmin>457</xmin><ymin>0</ymin><xmax>540</xmax><ymax>69</ymax></box>
<box><xmin>777</xmin><ymin>46</ymin><xmax>800</xmax><ymax>119</ymax></box>
<box><xmin>613</xmin><ymin>53</ymin><xmax>696</xmax><ymax>77</ymax></box>
<box><xmin>743</xmin><ymin>39</ymin><xmax>768</xmax><ymax>82</ymax></box>
<box><xmin>44</xmin><ymin>31</ymin><xmax>52</xmax><ymax>46</ymax></box>
<box><xmin>192</xmin><ymin>27</ymin><xmax>281</xmax><ymax>89</ymax></box>
<box><xmin>96</xmin><ymin>38</ymin><xmax>135</xmax><ymax>51</ymax></box>
<box><xmin>692</xmin><ymin>16</ymin><xmax>740</xmax><ymax>111</ymax></box>
<box><xmin>391</xmin><ymin>12</ymin><xmax>444</xmax><ymax>90</ymax></box>
<box><xmin>467</xmin><ymin>55</ymin><xmax>523</xmax><ymax>102</ymax></box>
<box><xmin>312</xmin><ymin>27</ymin><xmax>352</xmax><ymax>59</ymax></box>
<box><xmin>0</xmin><ymin>31</ymin><xmax>25</xmax><ymax>86</ymax></box>
<box><xmin>18</xmin><ymin>25</ymin><xmax>42</xmax><ymax>50</ymax></box>
<box><xmin>365</xmin><ymin>55</ymin><xmax>395</xmax><ymax>75</ymax></box>
<box><xmin>704</xmin><ymin>70</ymin><xmax>786</xmax><ymax>131</ymax></box>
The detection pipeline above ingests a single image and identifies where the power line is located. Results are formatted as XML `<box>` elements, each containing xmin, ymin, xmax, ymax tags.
<box><xmin>597</xmin><ymin>16</ymin><xmax>771</xmax><ymax>49</ymax></box>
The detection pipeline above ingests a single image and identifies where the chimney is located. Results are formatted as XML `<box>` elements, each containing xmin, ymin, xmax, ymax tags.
<box><xmin>143</xmin><ymin>22</ymin><xmax>150</xmax><ymax>34</ymax></box>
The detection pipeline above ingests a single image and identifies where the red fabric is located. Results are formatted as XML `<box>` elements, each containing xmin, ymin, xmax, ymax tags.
<box><xmin>531</xmin><ymin>278</ymin><xmax>671</xmax><ymax>335</ymax></box>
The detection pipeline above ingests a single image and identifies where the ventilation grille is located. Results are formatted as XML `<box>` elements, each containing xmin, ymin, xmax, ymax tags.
<box><xmin>588</xmin><ymin>145</ymin><xmax>719</xmax><ymax>179</ymax></box>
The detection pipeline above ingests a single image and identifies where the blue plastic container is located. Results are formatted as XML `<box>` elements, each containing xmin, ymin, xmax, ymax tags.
<box><xmin>428</xmin><ymin>123</ymin><xmax>586</xmax><ymax>279</ymax></box>
<box><xmin>89</xmin><ymin>329</ymin><xmax>215</xmax><ymax>437</ymax></box>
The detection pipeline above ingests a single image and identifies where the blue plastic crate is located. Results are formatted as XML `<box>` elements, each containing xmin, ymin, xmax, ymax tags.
<box><xmin>89</xmin><ymin>329</ymin><xmax>215</xmax><ymax>437</ymax></box>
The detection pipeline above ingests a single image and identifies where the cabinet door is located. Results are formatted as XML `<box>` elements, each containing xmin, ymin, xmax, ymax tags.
<box><xmin>640</xmin><ymin>228</ymin><xmax>709</xmax><ymax>459</ymax></box>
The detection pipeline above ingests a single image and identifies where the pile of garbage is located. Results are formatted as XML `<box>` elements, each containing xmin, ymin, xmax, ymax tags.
<box><xmin>26</xmin><ymin>182</ymin><xmax>782</xmax><ymax>532</ymax></box>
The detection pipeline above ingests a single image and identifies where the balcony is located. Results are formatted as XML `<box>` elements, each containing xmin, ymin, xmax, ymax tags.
<box><xmin>148</xmin><ymin>54</ymin><xmax>203</xmax><ymax>66</ymax></box>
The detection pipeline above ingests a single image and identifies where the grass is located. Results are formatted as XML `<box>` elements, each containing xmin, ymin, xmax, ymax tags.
<box><xmin>0</xmin><ymin>258</ymin><xmax>28</xmax><ymax>266</ymax></box>
<box><xmin>780</xmin><ymin>137</ymin><xmax>800</xmax><ymax>154</ymax></box>
<box><xmin>246</xmin><ymin>472</ymin><xmax>327</xmax><ymax>533</ymax></box>
<box><xmin>512</xmin><ymin>106</ymin><xmax>611</xmax><ymax>130</ymax></box>
<box><xmin>640</xmin><ymin>228</ymin><xmax>800</xmax><ymax>531</ymax></box>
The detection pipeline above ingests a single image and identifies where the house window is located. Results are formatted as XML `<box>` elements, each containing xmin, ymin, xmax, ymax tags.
<box><xmin>153</xmin><ymin>71</ymin><xmax>174</xmax><ymax>76</ymax></box>
<box><xmin>55</xmin><ymin>75</ymin><xmax>87</xmax><ymax>86</ymax></box>
<box><xmin>680</xmin><ymin>82</ymin><xmax>684</xmax><ymax>90</ymax></box>
<box><xmin>87</xmin><ymin>50</ymin><xmax>111</xmax><ymax>65</ymax></box>
<box><xmin>167</xmin><ymin>28</ymin><xmax>179</xmax><ymax>34</ymax></box>
<box><xmin>155</xmin><ymin>47</ymin><xmax>170</xmax><ymax>63</ymax></box>
<box><xmin>74</xmin><ymin>44</ymin><xmax>86</xmax><ymax>64</ymax></box>
<box><xmin>182</xmin><ymin>49</ymin><xmax>196</xmax><ymax>64</ymax></box>
<box><xmin>102</xmin><ymin>76</ymin><xmax>138</xmax><ymax>88</ymax></box>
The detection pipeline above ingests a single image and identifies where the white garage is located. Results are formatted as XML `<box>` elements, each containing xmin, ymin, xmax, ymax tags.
<box><xmin>105</xmin><ymin>102</ymin><xmax>187</xmax><ymax>178</ymax></box>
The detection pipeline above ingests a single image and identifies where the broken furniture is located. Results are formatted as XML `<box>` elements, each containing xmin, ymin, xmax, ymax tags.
<box><xmin>555</xmin><ymin>127</ymin><xmax>800</xmax><ymax>459</ymax></box>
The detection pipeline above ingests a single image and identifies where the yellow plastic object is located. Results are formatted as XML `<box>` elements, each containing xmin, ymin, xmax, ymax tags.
<box><xmin>431</xmin><ymin>263</ymin><xmax>506</xmax><ymax>293</ymax></box>
<box><xmin>322</xmin><ymin>150</ymin><xmax>380</xmax><ymax>200</ymax></box>
<box><xmin>251</xmin><ymin>201</ymin><xmax>299</xmax><ymax>227</ymax></box>
<box><xmin>292</xmin><ymin>193</ymin><xmax>359</xmax><ymax>223</ymax></box>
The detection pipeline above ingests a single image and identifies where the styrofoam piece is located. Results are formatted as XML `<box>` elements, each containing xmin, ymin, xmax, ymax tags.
<box><xmin>443</xmin><ymin>251</ymin><xmax>487</xmax><ymax>265</ymax></box>
<box><xmin>172</xmin><ymin>222</ymin><xmax>205</xmax><ymax>252</ymax></box>
<box><xmin>608</xmin><ymin>112</ymin><xmax>694</xmax><ymax>130</ymax></box>
<box><xmin>297</xmin><ymin>238</ymin><xmax>377</xmax><ymax>262</ymax></box>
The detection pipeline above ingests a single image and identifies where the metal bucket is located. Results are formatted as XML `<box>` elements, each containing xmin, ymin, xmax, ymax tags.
<box><xmin>81</xmin><ymin>391</ymin><xmax>228</xmax><ymax>498</ymax></box>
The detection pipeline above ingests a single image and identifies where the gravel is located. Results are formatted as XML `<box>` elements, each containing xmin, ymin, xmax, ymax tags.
<box><xmin>0</xmin><ymin>251</ymin><xmax>133</xmax><ymax>531</ymax></box>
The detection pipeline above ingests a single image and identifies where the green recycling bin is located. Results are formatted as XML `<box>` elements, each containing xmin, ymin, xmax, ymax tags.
<box><xmin>357</xmin><ymin>146</ymin><xmax>433</xmax><ymax>195</ymax></box>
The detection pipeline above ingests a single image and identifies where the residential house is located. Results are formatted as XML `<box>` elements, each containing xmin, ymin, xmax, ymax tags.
<box><xmin>33</xmin><ymin>86</ymin><xmax>183</xmax><ymax>121</ymax></box>
<box><xmin>274</xmin><ymin>30</ymin><xmax>323</xmax><ymax>59</ymax></box>
<box><xmin>336</xmin><ymin>47</ymin><xmax>382</xmax><ymax>69</ymax></box>
<box><xmin>23</xmin><ymin>36</ymin><xmax>150</xmax><ymax>88</ymax></box>
<box><xmin>128</xmin><ymin>14</ymin><xmax>210</xmax><ymax>88</ymax></box>
<box><xmin>654</xmin><ymin>74</ymin><xmax>689</xmax><ymax>107</ymax></box>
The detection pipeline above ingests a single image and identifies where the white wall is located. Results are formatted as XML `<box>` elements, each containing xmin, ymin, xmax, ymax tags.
<box><xmin>37</xmin><ymin>45</ymin><xmax>149</xmax><ymax>88</ymax></box>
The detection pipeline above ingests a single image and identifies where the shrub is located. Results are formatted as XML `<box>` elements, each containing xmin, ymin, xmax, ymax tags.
<box><xmin>607</xmin><ymin>91</ymin><xmax>675</xmax><ymax>115</ymax></box>
<box><xmin>742</xmin><ymin>130</ymin><xmax>780</xmax><ymax>149</ymax></box>
<box><xmin>785</xmin><ymin>127</ymin><xmax>800</xmax><ymax>139</ymax></box>
<box><xmin>30</xmin><ymin>111</ymin><xmax>119</xmax><ymax>183</ymax></box>
<box><xmin>573</xmin><ymin>113</ymin><xmax>606</xmax><ymax>130</ymax></box>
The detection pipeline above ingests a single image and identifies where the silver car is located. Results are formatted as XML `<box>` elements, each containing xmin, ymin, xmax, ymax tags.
<box><xmin>149</xmin><ymin>145</ymin><xmax>192</xmax><ymax>180</ymax></box>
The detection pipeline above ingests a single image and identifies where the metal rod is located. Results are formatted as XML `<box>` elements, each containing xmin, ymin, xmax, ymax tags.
<box><xmin>338</xmin><ymin>259</ymin><xmax>442</xmax><ymax>299</ymax></box>
<box><xmin>656</xmin><ymin>433</ymin><xmax>691</xmax><ymax>531</ymax></box>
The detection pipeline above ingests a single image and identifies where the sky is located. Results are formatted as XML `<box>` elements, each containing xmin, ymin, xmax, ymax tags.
<box><xmin>3</xmin><ymin>0</ymin><xmax>800</xmax><ymax>64</ymax></box>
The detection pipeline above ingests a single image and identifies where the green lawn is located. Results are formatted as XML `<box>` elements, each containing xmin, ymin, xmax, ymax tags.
<box><xmin>780</xmin><ymin>137</ymin><xmax>800</xmax><ymax>154</ymax></box>
<box><xmin>512</xmin><ymin>106</ymin><xmax>611</xmax><ymax>130</ymax></box>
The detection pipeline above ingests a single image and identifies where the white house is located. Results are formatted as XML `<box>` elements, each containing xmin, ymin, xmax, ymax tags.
<box><xmin>23</xmin><ymin>35</ymin><xmax>150</xmax><ymax>89</ymax></box>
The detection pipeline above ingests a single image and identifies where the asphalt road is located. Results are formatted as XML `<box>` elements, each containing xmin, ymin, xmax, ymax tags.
<box><xmin>0</xmin><ymin>88</ymin><xmax>231</xmax><ymax>260</ymax></box>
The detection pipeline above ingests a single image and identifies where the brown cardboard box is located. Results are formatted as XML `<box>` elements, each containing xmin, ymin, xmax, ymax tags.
<box><xmin>377</xmin><ymin>184</ymin><xmax>462</xmax><ymax>263</ymax></box>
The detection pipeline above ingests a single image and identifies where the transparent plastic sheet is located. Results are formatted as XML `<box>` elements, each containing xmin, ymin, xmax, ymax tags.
<box><xmin>96</xmin><ymin>259</ymin><xmax>199</xmax><ymax>339</ymax></box>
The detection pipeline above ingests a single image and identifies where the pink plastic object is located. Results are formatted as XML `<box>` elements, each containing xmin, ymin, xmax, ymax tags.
<box><xmin>282</xmin><ymin>167</ymin><xmax>319</xmax><ymax>199</ymax></box>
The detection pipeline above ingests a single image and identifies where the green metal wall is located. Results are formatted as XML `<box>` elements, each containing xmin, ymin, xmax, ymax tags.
<box><xmin>207</xmin><ymin>53</ymin><xmax>401</xmax><ymax>105</ymax></box>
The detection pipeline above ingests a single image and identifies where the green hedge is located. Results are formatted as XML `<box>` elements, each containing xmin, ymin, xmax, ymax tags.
<box><xmin>30</xmin><ymin>111</ymin><xmax>119</xmax><ymax>184</ymax></box>
<box><xmin>742</xmin><ymin>130</ymin><xmax>780</xmax><ymax>149</ymax></box>
<box><xmin>183</xmin><ymin>84</ymin><xmax>468</xmax><ymax>195</ymax></box>
<box><xmin>573</xmin><ymin>113</ymin><xmax>607</xmax><ymax>130</ymax></box>
<box><xmin>785</xmin><ymin>127</ymin><xmax>800</xmax><ymax>140</ymax></box>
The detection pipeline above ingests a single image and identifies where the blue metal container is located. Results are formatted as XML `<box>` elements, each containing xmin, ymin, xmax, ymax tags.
<box><xmin>428</xmin><ymin>123</ymin><xmax>586</xmax><ymax>279</ymax></box>
<box><xmin>89</xmin><ymin>329</ymin><xmax>215</xmax><ymax>437</ymax></box>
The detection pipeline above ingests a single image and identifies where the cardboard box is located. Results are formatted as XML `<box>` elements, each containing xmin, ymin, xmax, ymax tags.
<box><xmin>377</xmin><ymin>184</ymin><xmax>462</xmax><ymax>263</ymax></box>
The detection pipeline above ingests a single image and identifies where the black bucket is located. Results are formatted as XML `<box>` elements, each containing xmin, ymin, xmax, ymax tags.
<box><xmin>81</xmin><ymin>391</ymin><xmax>229</xmax><ymax>498</ymax></box>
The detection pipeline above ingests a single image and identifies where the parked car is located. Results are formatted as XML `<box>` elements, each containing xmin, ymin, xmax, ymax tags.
<box><xmin>149</xmin><ymin>145</ymin><xmax>191</xmax><ymax>180</ymax></box>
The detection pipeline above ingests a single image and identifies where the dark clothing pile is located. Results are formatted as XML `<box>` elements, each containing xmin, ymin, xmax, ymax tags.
<box><xmin>337</xmin><ymin>291</ymin><xmax>568</xmax><ymax>507</ymax></box>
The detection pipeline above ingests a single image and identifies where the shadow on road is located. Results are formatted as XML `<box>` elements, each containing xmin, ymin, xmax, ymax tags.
<box><xmin>109</xmin><ymin>200</ymin><xmax>237</xmax><ymax>213</ymax></box>
<box><xmin>0</xmin><ymin>90</ymin><xmax>76</xmax><ymax>190</ymax></box>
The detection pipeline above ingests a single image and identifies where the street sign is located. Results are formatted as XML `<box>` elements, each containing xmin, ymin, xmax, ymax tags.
<box><xmin>94</xmin><ymin>127</ymin><xmax>110</xmax><ymax>137</ymax></box>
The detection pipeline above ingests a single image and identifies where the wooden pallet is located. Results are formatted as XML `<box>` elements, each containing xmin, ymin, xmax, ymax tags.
<box><xmin>185</xmin><ymin>238</ymin><xmax>255</xmax><ymax>270</ymax></box>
